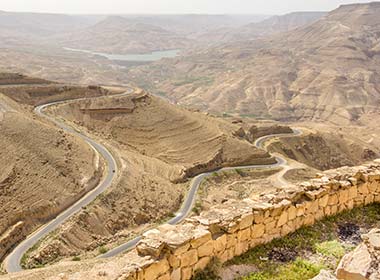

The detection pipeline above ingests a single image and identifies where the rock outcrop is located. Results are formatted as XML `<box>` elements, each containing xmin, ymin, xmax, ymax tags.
<box><xmin>336</xmin><ymin>229</ymin><xmax>380</xmax><ymax>280</ymax></box>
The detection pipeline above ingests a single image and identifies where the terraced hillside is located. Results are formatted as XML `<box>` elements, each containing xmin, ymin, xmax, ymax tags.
<box><xmin>23</xmin><ymin>90</ymin><xmax>275</xmax><ymax>267</ymax></box>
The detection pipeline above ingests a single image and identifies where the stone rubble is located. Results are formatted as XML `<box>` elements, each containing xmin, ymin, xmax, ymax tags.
<box><xmin>113</xmin><ymin>160</ymin><xmax>380</xmax><ymax>280</ymax></box>
<box><xmin>5</xmin><ymin>161</ymin><xmax>380</xmax><ymax>280</ymax></box>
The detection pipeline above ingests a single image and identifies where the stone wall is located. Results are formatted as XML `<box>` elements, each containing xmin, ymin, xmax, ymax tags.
<box><xmin>112</xmin><ymin>160</ymin><xmax>380</xmax><ymax>280</ymax></box>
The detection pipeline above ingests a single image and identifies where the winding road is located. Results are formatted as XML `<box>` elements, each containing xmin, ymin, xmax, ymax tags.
<box><xmin>4</xmin><ymin>89</ymin><xmax>133</xmax><ymax>273</ymax></box>
<box><xmin>3</xmin><ymin>87</ymin><xmax>302</xmax><ymax>272</ymax></box>
<box><xmin>100</xmin><ymin>129</ymin><xmax>302</xmax><ymax>258</ymax></box>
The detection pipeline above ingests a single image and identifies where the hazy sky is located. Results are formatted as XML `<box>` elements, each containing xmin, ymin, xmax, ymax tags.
<box><xmin>0</xmin><ymin>0</ymin><xmax>373</xmax><ymax>15</ymax></box>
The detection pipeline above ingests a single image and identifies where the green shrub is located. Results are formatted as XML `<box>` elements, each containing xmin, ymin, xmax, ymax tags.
<box><xmin>244</xmin><ymin>258</ymin><xmax>322</xmax><ymax>280</ymax></box>
<box><xmin>72</xmin><ymin>256</ymin><xmax>81</xmax><ymax>261</ymax></box>
<box><xmin>99</xmin><ymin>246</ymin><xmax>108</xmax><ymax>254</ymax></box>
<box><xmin>315</xmin><ymin>241</ymin><xmax>345</xmax><ymax>259</ymax></box>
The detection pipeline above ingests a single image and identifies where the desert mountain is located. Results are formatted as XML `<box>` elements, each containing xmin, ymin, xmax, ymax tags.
<box><xmin>56</xmin><ymin>16</ymin><xmax>190</xmax><ymax>54</ymax></box>
<box><xmin>0</xmin><ymin>75</ymin><xmax>105</xmax><ymax>261</ymax></box>
<box><xmin>197</xmin><ymin>11</ymin><xmax>326</xmax><ymax>44</ymax></box>
<box><xmin>21</xmin><ymin>89</ymin><xmax>276</xmax><ymax>265</ymax></box>
<box><xmin>225</xmin><ymin>11</ymin><xmax>326</xmax><ymax>41</ymax></box>
<box><xmin>128</xmin><ymin>2</ymin><xmax>380</xmax><ymax>125</ymax></box>
<box><xmin>0</xmin><ymin>11</ymin><xmax>100</xmax><ymax>43</ymax></box>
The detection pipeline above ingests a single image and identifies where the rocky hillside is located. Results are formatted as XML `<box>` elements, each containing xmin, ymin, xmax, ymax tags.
<box><xmin>0</xmin><ymin>11</ymin><xmax>100</xmax><ymax>45</ymax></box>
<box><xmin>21</xmin><ymin>90</ymin><xmax>276</xmax><ymax>266</ymax></box>
<box><xmin>50</xmin><ymin>90</ymin><xmax>274</xmax><ymax>177</ymax></box>
<box><xmin>129</xmin><ymin>2</ymin><xmax>380</xmax><ymax>125</ymax></box>
<box><xmin>197</xmin><ymin>11</ymin><xmax>326</xmax><ymax>44</ymax></box>
<box><xmin>268</xmin><ymin>131</ymin><xmax>378</xmax><ymax>170</ymax></box>
<box><xmin>0</xmin><ymin>93</ymin><xmax>99</xmax><ymax>261</ymax></box>
<box><xmin>56</xmin><ymin>16</ymin><xmax>190</xmax><ymax>54</ymax></box>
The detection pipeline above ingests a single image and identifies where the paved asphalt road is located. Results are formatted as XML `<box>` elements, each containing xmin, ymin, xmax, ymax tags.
<box><xmin>3</xmin><ymin>85</ymin><xmax>301</xmax><ymax>271</ymax></box>
<box><xmin>100</xmin><ymin>128</ymin><xmax>302</xmax><ymax>258</ymax></box>
<box><xmin>4</xmin><ymin>89</ymin><xmax>133</xmax><ymax>273</ymax></box>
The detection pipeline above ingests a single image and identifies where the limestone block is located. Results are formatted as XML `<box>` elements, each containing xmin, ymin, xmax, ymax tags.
<box><xmin>226</xmin><ymin>233</ymin><xmax>238</xmax><ymax>249</ymax></box>
<box><xmin>340</xmin><ymin>180</ymin><xmax>352</xmax><ymax>189</ymax></box>
<box><xmin>234</xmin><ymin>241</ymin><xmax>249</xmax><ymax>256</ymax></box>
<box><xmin>265</xmin><ymin>220</ymin><xmax>277</xmax><ymax>232</ymax></box>
<box><xmin>338</xmin><ymin>204</ymin><xmax>346</xmax><ymax>213</ymax></box>
<box><xmin>213</xmin><ymin>234</ymin><xmax>227</xmax><ymax>254</ymax></box>
<box><xmin>171</xmin><ymin>268</ymin><xmax>181</xmax><ymax>280</ymax></box>
<box><xmin>144</xmin><ymin>258</ymin><xmax>170</xmax><ymax>280</ymax></box>
<box><xmin>288</xmin><ymin>206</ymin><xmax>297</xmax><ymax>221</ymax></box>
<box><xmin>338</xmin><ymin>190</ymin><xmax>349</xmax><ymax>205</ymax></box>
<box><xmin>368</xmin><ymin>172</ymin><xmax>380</xmax><ymax>182</ymax></box>
<box><xmin>348</xmin><ymin>186</ymin><xmax>358</xmax><ymax>200</ymax></box>
<box><xmin>181</xmin><ymin>267</ymin><xmax>193</xmax><ymax>280</ymax></box>
<box><xmin>218</xmin><ymin>250</ymin><xmax>228</xmax><ymax>263</ymax></box>
<box><xmin>239</xmin><ymin>213</ymin><xmax>254</xmax><ymax>230</ymax></box>
<box><xmin>238</xmin><ymin>228</ymin><xmax>251</xmax><ymax>242</ymax></box>
<box><xmin>271</xmin><ymin>200</ymin><xmax>291</xmax><ymax>217</ymax></box>
<box><xmin>368</xmin><ymin>182</ymin><xmax>378</xmax><ymax>193</ymax></box>
<box><xmin>251</xmin><ymin>224</ymin><xmax>265</xmax><ymax>239</ymax></box>
<box><xmin>304</xmin><ymin>215</ymin><xmax>315</xmax><ymax>226</ymax></box>
<box><xmin>197</xmin><ymin>240</ymin><xmax>214</xmax><ymax>258</ymax></box>
<box><xmin>328</xmin><ymin>194</ymin><xmax>338</xmax><ymax>206</ymax></box>
<box><xmin>293</xmin><ymin>217</ymin><xmax>304</xmax><ymax>229</ymax></box>
<box><xmin>173</xmin><ymin>243</ymin><xmax>190</xmax><ymax>256</ymax></box>
<box><xmin>252</xmin><ymin>202</ymin><xmax>273</xmax><ymax>211</ymax></box>
<box><xmin>190</xmin><ymin>229</ymin><xmax>212</xmax><ymax>249</ymax></box>
<box><xmin>315</xmin><ymin>209</ymin><xmax>324</xmax><ymax>221</ymax></box>
<box><xmin>194</xmin><ymin>257</ymin><xmax>211</xmax><ymax>272</ymax></box>
<box><xmin>168</xmin><ymin>254</ymin><xmax>180</xmax><ymax>269</ymax></box>
<box><xmin>277</xmin><ymin>211</ymin><xmax>288</xmax><ymax>227</ymax></box>
<box><xmin>363</xmin><ymin>228</ymin><xmax>380</xmax><ymax>250</ymax></box>
<box><xmin>306</xmin><ymin>200</ymin><xmax>319</xmax><ymax>214</ymax></box>
<box><xmin>336</xmin><ymin>244</ymin><xmax>371</xmax><ymax>280</ymax></box>
<box><xmin>226</xmin><ymin>221</ymin><xmax>240</xmax><ymax>234</ymax></box>
<box><xmin>263</xmin><ymin>216</ymin><xmax>274</xmax><ymax>225</ymax></box>
<box><xmin>358</xmin><ymin>184</ymin><xmax>369</xmax><ymax>195</ymax></box>
<box><xmin>331</xmin><ymin>205</ymin><xmax>338</xmax><ymax>215</ymax></box>
<box><xmin>179</xmin><ymin>249</ymin><xmax>198</xmax><ymax>267</ymax></box>
<box><xmin>348</xmin><ymin>177</ymin><xmax>358</xmax><ymax>186</ymax></box>
<box><xmin>296</xmin><ymin>204</ymin><xmax>305</xmax><ymax>217</ymax></box>
<box><xmin>281</xmin><ymin>224</ymin><xmax>293</xmax><ymax>236</ymax></box>
<box><xmin>319</xmin><ymin>195</ymin><xmax>329</xmax><ymax>208</ymax></box>
<box><xmin>157</xmin><ymin>273</ymin><xmax>170</xmax><ymax>280</ymax></box>
<box><xmin>253</xmin><ymin>211</ymin><xmax>265</xmax><ymax>223</ymax></box>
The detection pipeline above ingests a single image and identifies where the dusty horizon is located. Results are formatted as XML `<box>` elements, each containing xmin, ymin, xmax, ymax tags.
<box><xmin>0</xmin><ymin>0</ymin><xmax>374</xmax><ymax>15</ymax></box>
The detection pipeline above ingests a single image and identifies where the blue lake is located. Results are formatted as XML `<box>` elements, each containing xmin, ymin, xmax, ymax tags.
<box><xmin>64</xmin><ymin>47</ymin><xmax>180</xmax><ymax>62</ymax></box>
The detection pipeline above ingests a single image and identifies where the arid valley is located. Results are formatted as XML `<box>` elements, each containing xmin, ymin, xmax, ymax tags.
<box><xmin>1</xmin><ymin>1</ymin><xmax>380</xmax><ymax>280</ymax></box>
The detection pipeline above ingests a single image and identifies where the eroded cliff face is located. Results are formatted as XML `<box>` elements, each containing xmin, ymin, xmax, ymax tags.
<box><xmin>4</xmin><ymin>160</ymin><xmax>380</xmax><ymax>280</ymax></box>
<box><xmin>268</xmin><ymin>131</ymin><xmax>378</xmax><ymax>171</ymax></box>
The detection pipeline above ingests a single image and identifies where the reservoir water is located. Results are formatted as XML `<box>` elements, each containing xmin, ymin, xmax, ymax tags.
<box><xmin>64</xmin><ymin>47</ymin><xmax>180</xmax><ymax>62</ymax></box>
